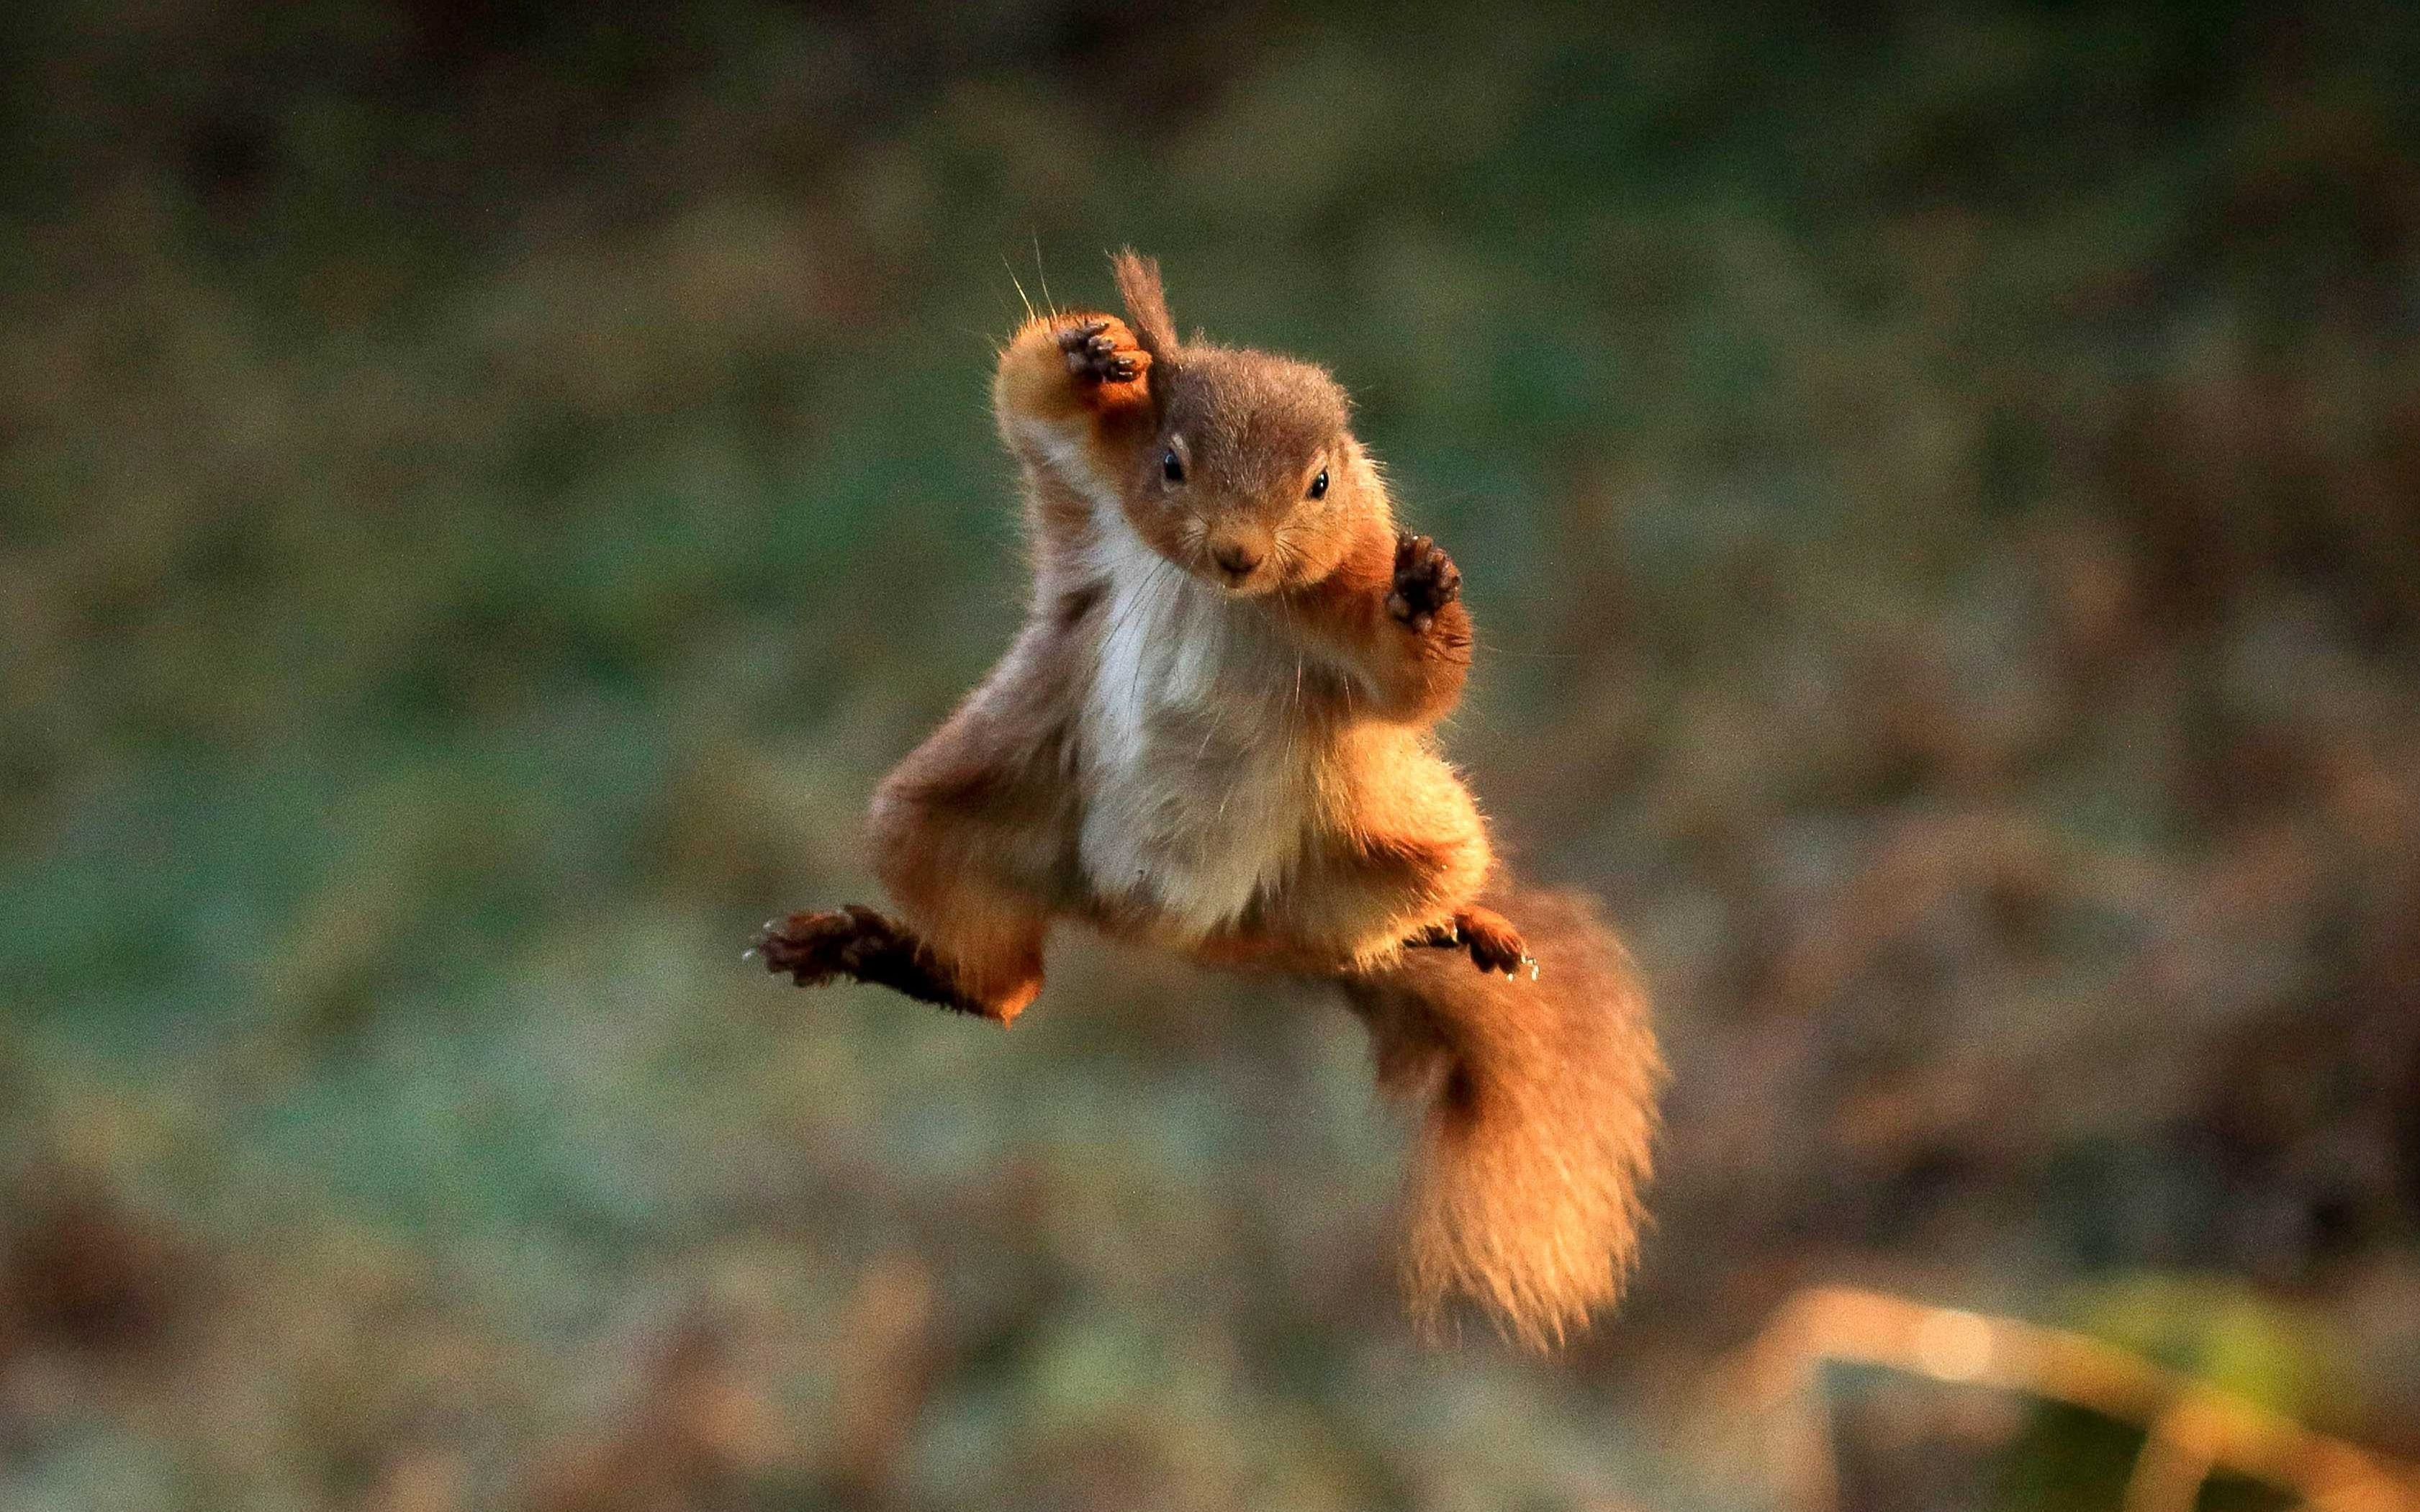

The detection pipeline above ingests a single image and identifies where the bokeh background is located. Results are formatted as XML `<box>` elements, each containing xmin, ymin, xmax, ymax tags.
<box><xmin>5</xmin><ymin>2</ymin><xmax>2419</xmax><ymax>1508</ymax></box>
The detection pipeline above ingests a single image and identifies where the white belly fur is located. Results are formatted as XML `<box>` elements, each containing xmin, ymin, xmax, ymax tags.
<box><xmin>1078</xmin><ymin>512</ymin><xmax>1322</xmax><ymax>939</ymax></box>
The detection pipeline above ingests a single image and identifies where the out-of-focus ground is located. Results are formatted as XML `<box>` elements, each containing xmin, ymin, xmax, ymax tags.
<box><xmin>3</xmin><ymin>3</ymin><xmax>2418</xmax><ymax>1508</ymax></box>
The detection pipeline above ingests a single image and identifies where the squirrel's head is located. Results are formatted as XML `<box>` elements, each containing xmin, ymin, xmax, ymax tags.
<box><xmin>1111</xmin><ymin>251</ymin><xmax>1378</xmax><ymax>598</ymax></box>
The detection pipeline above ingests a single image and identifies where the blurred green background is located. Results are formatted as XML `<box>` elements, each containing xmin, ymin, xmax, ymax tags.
<box><xmin>4</xmin><ymin>1</ymin><xmax>2419</xmax><ymax>1508</ymax></box>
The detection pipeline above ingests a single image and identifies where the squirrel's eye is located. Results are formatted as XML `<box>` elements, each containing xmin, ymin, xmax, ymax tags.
<box><xmin>1307</xmin><ymin>468</ymin><xmax>1329</xmax><ymax>501</ymax></box>
<box><xmin>1161</xmin><ymin>450</ymin><xmax>1185</xmax><ymax>484</ymax></box>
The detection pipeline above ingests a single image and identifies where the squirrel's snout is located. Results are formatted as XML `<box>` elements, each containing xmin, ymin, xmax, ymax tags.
<box><xmin>1211</xmin><ymin>540</ymin><xmax>1265</xmax><ymax>579</ymax></box>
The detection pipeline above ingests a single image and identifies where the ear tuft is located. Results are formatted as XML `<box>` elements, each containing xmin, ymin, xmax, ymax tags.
<box><xmin>1111</xmin><ymin>248</ymin><xmax>1180</xmax><ymax>366</ymax></box>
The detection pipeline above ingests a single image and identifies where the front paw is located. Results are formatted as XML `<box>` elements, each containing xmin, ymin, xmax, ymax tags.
<box><xmin>1056</xmin><ymin>316</ymin><xmax>1149</xmax><ymax>391</ymax></box>
<box><xmin>1388</xmin><ymin>533</ymin><xmax>1463</xmax><ymax>634</ymax></box>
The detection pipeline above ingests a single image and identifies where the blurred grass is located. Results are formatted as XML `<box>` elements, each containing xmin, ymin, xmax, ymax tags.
<box><xmin>4</xmin><ymin>1</ymin><xmax>2420</xmax><ymax>1508</ymax></box>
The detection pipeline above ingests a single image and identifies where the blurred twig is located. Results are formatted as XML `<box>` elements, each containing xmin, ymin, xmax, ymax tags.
<box><xmin>1716</xmin><ymin>1285</ymin><xmax>2420</xmax><ymax>1512</ymax></box>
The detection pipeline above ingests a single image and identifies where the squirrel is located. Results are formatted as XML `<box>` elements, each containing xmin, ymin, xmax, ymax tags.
<box><xmin>757</xmin><ymin>251</ymin><xmax>1662</xmax><ymax>1348</ymax></box>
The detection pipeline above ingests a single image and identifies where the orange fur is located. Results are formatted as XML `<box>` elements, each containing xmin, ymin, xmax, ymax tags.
<box><xmin>1343</xmin><ymin>887</ymin><xmax>1663</xmax><ymax>1349</ymax></box>
<box><xmin>762</xmin><ymin>250</ymin><xmax>1662</xmax><ymax>1346</ymax></box>
<box><xmin>1277</xmin><ymin>520</ymin><xmax>1473</xmax><ymax>725</ymax></box>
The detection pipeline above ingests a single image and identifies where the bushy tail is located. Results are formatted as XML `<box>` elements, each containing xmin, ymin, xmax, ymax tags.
<box><xmin>1340</xmin><ymin>884</ymin><xmax>1663</xmax><ymax>1349</ymax></box>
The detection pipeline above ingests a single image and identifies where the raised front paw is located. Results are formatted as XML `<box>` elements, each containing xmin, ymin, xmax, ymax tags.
<box><xmin>1388</xmin><ymin>533</ymin><xmax>1463</xmax><ymax>634</ymax></box>
<box><xmin>1056</xmin><ymin>315</ymin><xmax>1149</xmax><ymax>390</ymax></box>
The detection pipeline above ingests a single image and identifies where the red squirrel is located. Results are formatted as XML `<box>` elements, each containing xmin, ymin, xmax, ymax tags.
<box><xmin>759</xmin><ymin>252</ymin><xmax>1661</xmax><ymax>1347</ymax></box>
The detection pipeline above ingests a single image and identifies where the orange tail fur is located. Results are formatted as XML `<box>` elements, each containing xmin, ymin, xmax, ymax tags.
<box><xmin>1340</xmin><ymin>884</ymin><xmax>1663</xmax><ymax>1349</ymax></box>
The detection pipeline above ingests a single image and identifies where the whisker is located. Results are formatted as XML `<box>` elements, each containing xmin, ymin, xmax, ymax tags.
<box><xmin>1124</xmin><ymin>558</ymin><xmax>1180</xmax><ymax>711</ymax></box>
<box><xmin>1100</xmin><ymin>554</ymin><xmax>1166</xmax><ymax>651</ymax></box>
<box><xmin>1001</xmin><ymin>255</ymin><xmax>1036</xmax><ymax>325</ymax></box>
<box><xmin>1031</xmin><ymin>231</ymin><xmax>1055</xmax><ymax>319</ymax></box>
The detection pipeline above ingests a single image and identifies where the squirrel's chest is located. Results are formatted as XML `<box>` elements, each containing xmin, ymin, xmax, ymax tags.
<box><xmin>1075</xmin><ymin>566</ymin><xmax>1322</xmax><ymax>937</ymax></box>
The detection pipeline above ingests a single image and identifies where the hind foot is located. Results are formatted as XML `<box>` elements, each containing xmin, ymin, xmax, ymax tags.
<box><xmin>757</xmin><ymin>905</ymin><xmax>1010</xmax><ymax>1018</ymax></box>
<box><xmin>1404</xmin><ymin>906</ymin><xmax>1536</xmax><ymax>979</ymax></box>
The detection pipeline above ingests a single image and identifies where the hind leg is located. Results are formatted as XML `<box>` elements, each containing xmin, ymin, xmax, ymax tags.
<box><xmin>1198</xmin><ymin>823</ymin><xmax>1499</xmax><ymax>977</ymax></box>
<box><xmin>1207</xmin><ymin>743</ymin><xmax>1501</xmax><ymax>973</ymax></box>
<box><xmin>761</xmin><ymin>697</ymin><xmax>1059</xmax><ymax>1023</ymax></box>
<box><xmin>760</xmin><ymin>906</ymin><xmax>974</xmax><ymax>1012</ymax></box>
<box><xmin>757</xmin><ymin>901</ymin><xmax>1042</xmax><ymax>1022</ymax></box>
<box><xmin>1404</xmin><ymin>905</ymin><xmax>1535</xmax><ymax>977</ymax></box>
<box><xmin>759</xmin><ymin>846</ymin><xmax>1047</xmax><ymax>1025</ymax></box>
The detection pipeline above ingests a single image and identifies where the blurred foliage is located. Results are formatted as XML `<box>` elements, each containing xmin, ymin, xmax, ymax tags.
<box><xmin>1995</xmin><ymin>1277</ymin><xmax>2354</xmax><ymax>1512</ymax></box>
<box><xmin>2067</xmin><ymin>1275</ymin><xmax>2352</xmax><ymax>1421</ymax></box>
<box><xmin>4</xmin><ymin>0</ymin><xmax>2419</xmax><ymax>1508</ymax></box>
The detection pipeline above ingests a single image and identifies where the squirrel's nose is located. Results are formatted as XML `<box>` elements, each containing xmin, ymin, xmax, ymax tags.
<box><xmin>1212</xmin><ymin>541</ymin><xmax>1264</xmax><ymax>578</ymax></box>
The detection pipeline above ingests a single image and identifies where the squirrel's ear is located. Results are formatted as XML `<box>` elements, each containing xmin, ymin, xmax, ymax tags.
<box><xmin>1112</xmin><ymin>248</ymin><xmax>1180</xmax><ymax>368</ymax></box>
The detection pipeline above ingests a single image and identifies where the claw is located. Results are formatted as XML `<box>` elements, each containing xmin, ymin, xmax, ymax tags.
<box><xmin>1525</xmin><ymin>956</ymin><xmax>1540</xmax><ymax>982</ymax></box>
